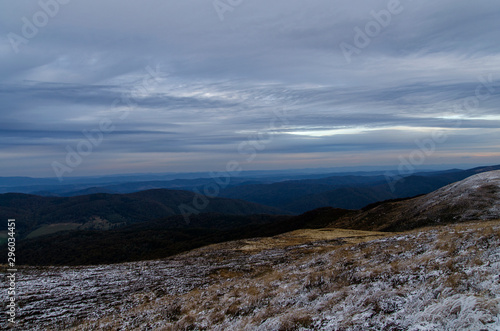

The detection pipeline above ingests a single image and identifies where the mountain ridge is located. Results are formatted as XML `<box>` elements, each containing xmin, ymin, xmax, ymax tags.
<box><xmin>328</xmin><ymin>170</ymin><xmax>500</xmax><ymax>232</ymax></box>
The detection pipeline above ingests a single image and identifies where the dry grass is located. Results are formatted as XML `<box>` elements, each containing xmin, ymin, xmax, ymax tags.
<box><xmin>14</xmin><ymin>219</ymin><xmax>500</xmax><ymax>330</ymax></box>
<box><xmin>239</xmin><ymin>228</ymin><xmax>388</xmax><ymax>252</ymax></box>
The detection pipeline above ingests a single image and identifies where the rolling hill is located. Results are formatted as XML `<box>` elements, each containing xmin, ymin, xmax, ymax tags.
<box><xmin>0</xmin><ymin>189</ymin><xmax>288</xmax><ymax>238</ymax></box>
<box><xmin>327</xmin><ymin>170</ymin><xmax>500</xmax><ymax>232</ymax></box>
<box><xmin>3</xmin><ymin>208</ymin><xmax>355</xmax><ymax>266</ymax></box>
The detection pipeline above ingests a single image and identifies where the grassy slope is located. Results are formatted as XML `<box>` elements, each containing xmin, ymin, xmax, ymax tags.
<box><xmin>13</xmin><ymin>219</ymin><xmax>495</xmax><ymax>330</ymax></box>
<box><xmin>328</xmin><ymin>171</ymin><xmax>500</xmax><ymax>232</ymax></box>
<box><xmin>25</xmin><ymin>223</ymin><xmax>81</xmax><ymax>239</ymax></box>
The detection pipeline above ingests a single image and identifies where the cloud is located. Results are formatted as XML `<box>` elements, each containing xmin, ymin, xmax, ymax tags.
<box><xmin>0</xmin><ymin>0</ymin><xmax>499</xmax><ymax>177</ymax></box>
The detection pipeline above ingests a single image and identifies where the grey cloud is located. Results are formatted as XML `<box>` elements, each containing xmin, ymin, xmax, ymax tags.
<box><xmin>0</xmin><ymin>0</ymin><xmax>499</xmax><ymax>176</ymax></box>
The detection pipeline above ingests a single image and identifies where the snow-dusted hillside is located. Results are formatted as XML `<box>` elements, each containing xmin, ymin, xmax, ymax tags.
<box><xmin>418</xmin><ymin>170</ymin><xmax>500</xmax><ymax>221</ymax></box>
<box><xmin>2</xmin><ymin>219</ymin><xmax>500</xmax><ymax>330</ymax></box>
<box><xmin>332</xmin><ymin>170</ymin><xmax>500</xmax><ymax>231</ymax></box>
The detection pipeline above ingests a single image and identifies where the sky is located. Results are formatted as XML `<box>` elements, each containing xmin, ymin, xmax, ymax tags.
<box><xmin>0</xmin><ymin>0</ymin><xmax>499</xmax><ymax>178</ymax></box>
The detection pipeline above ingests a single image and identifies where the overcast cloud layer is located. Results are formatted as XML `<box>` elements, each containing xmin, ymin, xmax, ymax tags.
<box><xmin>1</xmin><ymin>0</ymin><xmax>499</xmax><ymax>177</ymax></box>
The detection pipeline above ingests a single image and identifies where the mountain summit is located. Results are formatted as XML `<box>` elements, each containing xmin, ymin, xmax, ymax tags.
<box><xmin>416</xmin><ymin>170</ymin><xmax>500</xmax><ymax>221</ymax></box>
<box><xmin>330</xmin><ymin>170</ymin><xmax>500</xmax><ymax>232</ymax></box>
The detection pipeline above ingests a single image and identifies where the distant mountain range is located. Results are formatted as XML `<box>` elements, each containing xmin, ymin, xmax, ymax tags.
<box><xmin>1</xmin><ymin>164</ymin><xmax>500</xmax><ymax>238</ymax></box>
<box><xmin>0</xmin><ymin>168</ymin><xmax>397</xmax><ymax>195</ymax></box>
<box><xmin>3</xmin><ymin>167</ymin><xmax>500</xmax><ymax>266</ymax></box>
<box><xmin>218</xmin><ymin>165</ymin><xmax>500</xmax><ymax>212</ymax></box>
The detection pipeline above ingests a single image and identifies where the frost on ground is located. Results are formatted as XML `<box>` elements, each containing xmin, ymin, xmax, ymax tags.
<box><xmin>2</xmin><ymin>220</ymin><xmax>500</xmax><ymax>331</ymax></box>
<box><xmin>418</xmin><ymin>170</ymin><xmax>500</xmax><ymax>222</ymax></box>
<box><xmin>334</xmin><ymin>170</ymin><xmax>500</xmax><ymax>232</ymax></box>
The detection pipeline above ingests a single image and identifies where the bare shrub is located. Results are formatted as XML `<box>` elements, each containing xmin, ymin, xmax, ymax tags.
<box><xmin>277</xmin><ymin>311</ymin><xmax>314</xmax><ymax>330</ymax></box>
